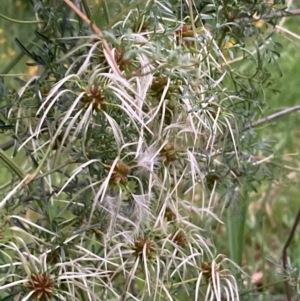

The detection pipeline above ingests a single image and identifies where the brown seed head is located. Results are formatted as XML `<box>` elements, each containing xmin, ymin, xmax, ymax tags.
<box><xmin>25</xmin><ymin>272</ymin><xmax>55</xmax><ymax>300</ymax></box>
<box><xmin>132</xmin><ymin>237</ymin><xmax>155</xmax><ymax>260</ymax></box>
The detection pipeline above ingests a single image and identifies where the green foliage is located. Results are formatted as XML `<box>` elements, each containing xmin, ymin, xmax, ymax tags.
<box><xmin>0</xmin><ymin>0</ymin><xmax>298</xmax><ymax>300</ymax></box>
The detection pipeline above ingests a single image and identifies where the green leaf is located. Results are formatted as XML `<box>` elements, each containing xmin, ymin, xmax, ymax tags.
<box><xmin>0</xmin><ymin>120</ymin><xmax>14</xmax><ymax>131</ymax></box>
<box><xmin>0</xmin><ymin>292</ymin><xmax>21</xmax><ymax>301</ymax></box>
<box><xmin>34</xmin><ymin>30</ymin><xmax>53</xmax><ymax>44</ymax></box>
<box><xmin>14</xmin><ymin>38</ymin><xmax>37</xmax><ymax>61</ymax></box>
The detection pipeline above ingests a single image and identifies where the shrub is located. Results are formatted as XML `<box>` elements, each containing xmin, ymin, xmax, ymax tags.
<box><xmin>0</xmin><ymin>0</ymin><xmax>288</xmax><ymax>300</ymax></box>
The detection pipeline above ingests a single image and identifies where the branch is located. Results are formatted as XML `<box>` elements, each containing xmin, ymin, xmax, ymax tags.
<box><xmin>63</xmin><ymin>0</ymin><xmax>122</xmax><ymax>76</ymax></box>
<box><xmin>260</xmin><ymin>9</ymin><xmax>300</xmax><ymax>20</ymax></box>
<box><xmin>282</xmin><ymin>207</ymin><xmax>300</xmax><ymax>301</ymax></box>
<box><xmin>243</xmin><ymin>105</ymin><xmax>300</xmax><ymax>130</ymax></box>
<box><xmin>236</xmin><ymin>9</ymin><xmax>300</xmax><ymax>24</ymax></box>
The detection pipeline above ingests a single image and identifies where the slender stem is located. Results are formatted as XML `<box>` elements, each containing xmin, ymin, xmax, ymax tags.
<box><xmin>105</xmin><ymin>0</ymin><xmax>147</xmax><ymax>29</ymax></box>
<box><xmin>240</xmin><ymin>279</ymin><xmax>288</xmax><ymax>295</ymax></box>
<box><xmin>244</xmin><ymin>105</ymin><xmax>300</xmax><ymax>130</ymax></box>
<box><xmin>0</xmin><ymin>16</ymin><xmax>77</xmax><ymax>75</ymax></box>
<box><xmin>262</xmin><ymin>9</ymin><xmax>300</xmax><ymax>20</ymax></box>
<box><xmin>34</xmin><ymin>158</ymin><xmax>75</xmax><ymax>180</ymax></box>
<box><xmin>0</xmin><ymin>13</ymin><xmax>45</xmax><ymax>24</ymax></box>
<box><xmin>63</xmin><ymin>0</ymin><xmax>122</xmax><ymax>76</ymax></box>
<box><xmin>24</xmin><ymin>145</ymin><xmax>53</xmax><ymax>185</ymax></box>
<box><xmin>0</xmin><ymin>139</ymin><xmax>17</xmax><ymax>152</ymax></box>
<box><xmin>282</xmin><ymin>207</ymin><xmax>300</xmax><ymax>301</ymax></box>
<box><xmin>276</xmin><ymin>25</ymin><xmax>300</xmax><ymax>41</ymax></box>
<box><xmin>103</xmin><ymin>0</ymin><xmax>111</xmax><ymax>26</ymax></box>
<box><xmin>20</xmin><ymin>180</ymin><xmax>87</xmax><ymax>203</ymax></box>
<box><xmin>187</xmin><ymin>0</ymin><xmax>198</xmax><ymax>51</ymax></box>
<box><xmin>80</xmin><ymin>0</ymin><xmax>92</xmax><ymax>20</ymax></box>
<box><xmin>226</xmin><ymin>190</ymin><xmax>247</xmax><ymax>266</ymax></box>
<box><xmin>0</xmin><ymin>37</ymin><xmax>39</xmax><ymax>74</ymax></box>
<box><xmin>0</xmin><ymin>148</ymin><xmax>25</xmax><ymax>181</ymax></box>
<box><xmin>236</xmin><ymin>9</ymin><xmax>300</xmax><ymax>24</ymax></box>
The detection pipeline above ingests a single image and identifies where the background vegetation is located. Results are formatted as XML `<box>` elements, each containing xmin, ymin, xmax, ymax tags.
<box><xmin>0</xmin><ymin>0</ymin><xmax>300</xmax><ymax>300</ymax></box>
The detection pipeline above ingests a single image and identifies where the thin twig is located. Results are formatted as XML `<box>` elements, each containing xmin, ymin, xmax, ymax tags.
<box><xmin>80</xmin><ymin>0</ymin><xmax>92</xmax><ymax>20</ymax></box>
<box><xmin>0</xmin><ymin>139</ymin><xmax>17</xmax><ymax>151</ymax></box>
<box><xmin>0</xmin><ymin>13</ymin><xmax>45</xmax><ymax>24</ymax></box>
<box><xmin>63</xmin><ymin>0</ymin><xmax>122</xmax><ymax>76</ymax></box>
<box><xmin>276</xmin><ymin>25</ymin><xmax>300</xmax><ymax>42</ymax></box>
<box><xmin>105</xmin><ymin>0</ymin><xmax>147</xmax><ymax>29</ymax></box>
<box><xmin>0</xmin><ymin>36</ymin><xmax>39</xmax><ymax>74</ymax></box>
<box><xmin>236</xmin><ymin>9</ymin><xmax>300</xmax><ymax>24</ymax></box>
<box><xmin>244</xmin><ymin>105</ymin><xmax>300</xmax><ymax>130</ymax></box>
<box><xmin>282</xmin><ymin>207</ymin><xmax>300</xmax><ymax>301</ymax></box>
<box><xmin>0</xmin><ymin>135</ymin><xmax>29</xmax><ymax>151</ymax></box>
<box><xmin>278</xmin><ymin>0</ymin><xmax>293</xmax><ymax>27</ymax></box>
<box><xmin>20</xmin><ymin>180</ymin><xmax>87</xmax><ymax>203</ymax></box>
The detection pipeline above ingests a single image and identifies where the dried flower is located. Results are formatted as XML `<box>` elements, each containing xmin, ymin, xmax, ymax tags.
<box><xmin>106</xmin><ymin>160</ymin><xmax>132</xmax><ymax>185</ymax></box>
<box><xmin>81</xmin><ymin>85</ymin><xmax>106</xmax><ymax>111</ymax></box>
<box><xmin>164</xmin><ymin>207</ymin><xmax>177</xmax><ymax>222</ymax></box>
<box><xmin>171</xmin><ymin>229</ymin><xmax>188</xmax><ymax>248</ymax></box>
<box><xmin>25</xmin><ymin>272</ymin><xmax>55</xmax><ymax>300</ymax></box>
<box><xmin>132</xmin><ymin>237</ymin><xmax>155</xmax><ymax>260</ymax></box>
<box><xmin>160</xmin><ymin>142</ymin><xmax>177</xmax><ymax>164</ymax></box>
